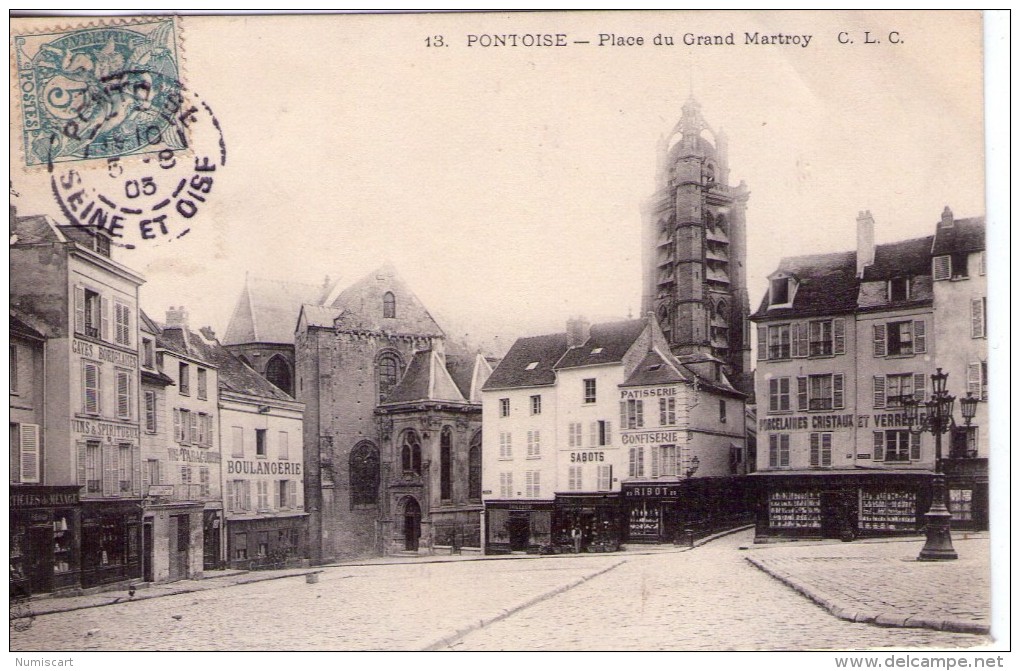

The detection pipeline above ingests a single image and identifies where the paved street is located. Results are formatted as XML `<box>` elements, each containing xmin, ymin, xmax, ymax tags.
<box><xmin>11</xmin><ymin>530</ymin><xmax>988</xmax><ymax>651</ymax></box>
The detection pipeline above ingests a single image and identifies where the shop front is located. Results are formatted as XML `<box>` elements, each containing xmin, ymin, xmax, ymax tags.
<box><xmin>484</xmin><ymin>500</ymin><xmax>554</xmax><ymax>554</ymax></box>
<box><xmin>553</xmin><ymin>493</ymin><xmax>622</xmax><ymax>552</ymax></box>
<box><xmin>225</xmin><ymin>514</ymin><xmax>309</xmax><ymax>569</ymax></box>
<box><xmin>10</xmin><ymin>486</ymin><xmax>82</xmax><ymax>596</ymax></box>
<box><xmin>753</xmin><ymin>471</ymin><xmax>933</xmax><ymax>543</ymax></box>
<box><xmin>80</xmin><ymin>499</ymin><xmax>144</xmax><ymax>589</ymax></box>
<box><xmin>622</xmin><ymin>483</ymin><xmax>679</xmax><ymax>543</ymax></box>
<box><xmin>944</xmin><ymin>457</ymin><xmax>989</xmax><ymax>531</ymax></box>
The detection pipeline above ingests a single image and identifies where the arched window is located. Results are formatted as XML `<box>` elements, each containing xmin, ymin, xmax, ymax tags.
<box><xmin>468</xmin><ymin>431</ymin><xmax>482</xmax><ymax>502</ymax></box>
<box><xmin>716</xmin><ymin>214</ymin><xmax>727</xmax><ymax>234</ymax></box>
<box><xmin>716</xmin><ymin>300</ymin><xmax>727</xmax><ymax>319</ymax></box>
<box><xmin>265</xmin><ymin>354</ymin><xmax>293</xmax><ymax>396</ymax></box>
<box><xmin>440</xmin><ymin>427</ymin><xmax>453</xmax><ymax>501</ymax></box>
<box><xmin>238</xmin><ymin>354</ymin><xmax>254</xmax><ymax>369</ymax></box>
<box><xmin>383</xmin><ymin>291</ymin><xmax>396</xmax><ymax>319</ymax></box>
<box><xmin>378</xmin><ymin>352</ymin><xmax>401</xmax><ymax>403</ymax></box>
<box><xmin>401</xmin><ymin>430</ymin><xmax>422</xmax><ymax>476</ymax></box>
<box><xmin>349</xmin><ymin>442</ymin><xmax>380</xmax><ymax>507</ymax></box>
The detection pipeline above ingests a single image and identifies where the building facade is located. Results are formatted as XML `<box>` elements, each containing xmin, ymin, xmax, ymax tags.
<box><xmin>642</xmin><ymin>96</ymin><xmax>752</xmax><ymax>393</ymax></box>
<box><xmin>10</xmin><ymin>212</ymin><xmax>145</xmax><ymax>594</ymax></box>
<box><xmin>482</xmin><ymin>316</ymin><xmax>748</xmax><ymax>554</ymax></box>
<box><xmin>750</xmin><ymin>208</ymin><xmax>987</xmax><ymax>542</ymax></box>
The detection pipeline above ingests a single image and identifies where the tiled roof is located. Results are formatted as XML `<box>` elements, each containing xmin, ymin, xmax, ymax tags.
<box><xmin>222</xmin><ymin>275</ymin><xmax>327</xmax><ymax>346</ymax></box>
<box><xmin>621</xmin><ymin>350</ymin><xmax>689</xmax><ymax>387</ymax></box>
<box><xmin>445</xmin><ymin>353</ymin><xmax>478</xmax><ymax>400</ymax></box>
<box><xmin>159</xmin><ymin>325</ymin><xmax>294</xmax><ymax>401</ymax></box>
<box><xmin>482</xmin><ymin>333</ymin><xmax>569</xmax><ymax>390</ymax></box>
<box><xmin>138</xmin><ymin>309</ymin><xmax>162</xmax><ymax>336</ymax></box>
<box><xmin>861</xmin><ymin>235</ymin><xmax>934</xmax><ymax>281</ymax></box>
<box><xmin>931</xmin><ymin>217</ymin><xmax>985</xmax><ymax>256</ymax></box>
<box><xmin>554</xmin><ymin>319</ymin><xmax>647</xmax><ymax>369</ymax></box>
<box><xmin>381</xmin><ymin>350</ymin><xmax>468</xmax><ymax>404</ymax></box>
<box><xmin>10</xmin><ymin>309</ymin><xmax>48</xmax><ymax>340</ymax></box>
<box><xmin>751</xmin><ymin>250</ymin><xmax>858</xmax><ymax>320</ymax></box>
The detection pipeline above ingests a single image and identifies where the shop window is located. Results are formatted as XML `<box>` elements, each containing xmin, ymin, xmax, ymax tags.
<box><xmin>809</xmin><ymin>433</ymin><xmax>832</xmax><ymax>467</ymax></box>
<box><xmin>383</xmin><ymin>291</ymin><xmax>396</xmax><ymax>318</ymax></box>
<box><xmin>377</xmin><ymin>352</ymin><xmax>400</xmax><ymax>403</ymax></box>
<box><xmin>234</xmin><ymin>533</ymin><xmax>248</xmax><ymax>560</ymax></box>
<box><xmin>468</xmin><ymin>433</ymin><xmax>482</xmax><ymax>501</ymax></box>
<box><xmin>767</xmin><ymin>324</ymin><xmax>791</xmax><ymax>359</ymax></box>
<box><xmin>768</xmin><ymin>377</ymin><xmax>791</xmax><ymax>413</ymax></box>
<box><xmin>256</xmin><ymin>429</ymin><xmax>267</xmax><ymax>457</ymax></box>
<box><xmin>659</xmin><ymin>397</ymin><xmax>676</xmax><ymax>426</ymax></box>
<box><xmin>768</xmin><ymin>434</ymin><xmax>790</xmax><ymax>468</ymax></box>
<box><xmin>948</xmin><ymin>489</ymin><xmax>973</xmax><ymax>521</ymax></box>
<box><xmin>620</xmin><ymin>399</ymin><xmax>645</xmax><ymax>429</ymax></box>
<box><xmin>86</xmin><ymin>440</ymin><xmax>102</xmax><ymax>492</ymax></box>
<box><xmin>499</xmin><ymin>398</ymin><xmax>510</xmax><ymax>417</ymax></box>
<box><xmin>530</xmin><ymin>394</ymin><xmax>542</xmax><ymax>415</ymax></box>
<box><xmin>583</xmin><ymin>378</ymin><xmax>597</xmax><ymax>404</ymax></box>
<box><xmin>498</xmin><ymin>431</ymin><xmax>512</xmax><ymax>459</ymax></box>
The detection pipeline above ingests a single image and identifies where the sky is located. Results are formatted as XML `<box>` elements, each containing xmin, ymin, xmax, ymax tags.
<box><xmin>10</xmin><ymin>11</ymin><xmax>987</xmax><ymax>355</ymax></box>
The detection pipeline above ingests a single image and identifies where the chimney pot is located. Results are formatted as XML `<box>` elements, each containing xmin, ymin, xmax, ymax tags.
<box><xmin>856</xmin><ymin>210</ymin><xmax>876</xmax><ymax>277</ymax></box>
<box><xmin>940</xmin><ymin>206</ymin><xmax>954</xmax><ymax>229</ymax></box>
<box><xmin>165</xmin><ymin>306</ymin><xmax>189</xmax><ymax>328</ymax></box>
<box><xmin>566</xmin><ymin>316</ymin><xmax>591</xmax><ymax>348</ymax></box>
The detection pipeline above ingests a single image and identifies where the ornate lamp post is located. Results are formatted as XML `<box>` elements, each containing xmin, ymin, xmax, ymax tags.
<box><xmin>903</xmin><ymin>370</ymin><xmax>978</xmax><ymax>561</ymax></box>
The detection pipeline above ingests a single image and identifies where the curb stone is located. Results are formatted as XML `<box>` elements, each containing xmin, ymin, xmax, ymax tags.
<box><xmin>744</xmin><ymin>556</ymin><xmax>990</xmax><ymax>636</ymax></box>
<box><xmin>419</xmin><ymin>559</ymin><xmax>628</xmax><ymax>651</ymax></box>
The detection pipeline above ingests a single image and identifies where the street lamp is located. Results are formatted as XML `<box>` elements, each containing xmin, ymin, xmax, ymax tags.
<box><xmin>903</xmin><ymin>369</ymin><xmax>977</xmax><ymax>561</ymax></box>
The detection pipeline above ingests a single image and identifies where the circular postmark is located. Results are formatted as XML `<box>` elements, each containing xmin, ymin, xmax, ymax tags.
<box><xmin>46</xmin><ymin>77</ymin><xmax>227</xmax><ymax>249</ymax></box>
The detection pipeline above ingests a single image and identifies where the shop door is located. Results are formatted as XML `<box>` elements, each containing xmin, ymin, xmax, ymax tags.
<box><xmin>403</xmin><ymin>499</ymin><xmax>421</xmax><ymax>552</ymax></box>
<box><xmin>143</xmin><ymin>523</ymin><xmax>154</xmax><ymax>583</ymax></box>
<box><xmin>176</xmin><ymin>516</ymin><xmax>190</xmax><ymax>578</ymax></box>
<box><xmin>508</xmin><ymin>515</ymin><xmax>530</xmax><ymax>551</ymax></box>
<box><xmin>821</xmin><ymin>491</ymin><xmax>854</xmax><ymax>539</ymax></box>
<box><xmin>27</xmin><ymin>526</ymin><xmax>55</xmax><ymax>594</ymax></box>
<box><xmin>203</xmin><ymin>512</ymin><xmax>220</xmax><ymax>570</ymax></box>
<box><xmin>168</xmin><ymin>515</ymin><xmax>190</xmax><ymax>580</ymax></box>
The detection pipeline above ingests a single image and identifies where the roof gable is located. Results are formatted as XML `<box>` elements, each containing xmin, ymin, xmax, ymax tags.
<box><xmin>330</xmin><ymin>266</ymin><xmax>443</xmax><ymax>337</ymax></box>
<box><xmin>621</xmin><ymin>349</ymin><xmax>689</xmax><ymax>387</ymax></box>
<box><xmin>382</xmin><ymin>350</ymin><xmax>468</xmax><ymax>404</ymax></box>
<box><xmin>222</xmin><ymin>274</ymin><xmax>326</xmax><ymax>346</ymax></box>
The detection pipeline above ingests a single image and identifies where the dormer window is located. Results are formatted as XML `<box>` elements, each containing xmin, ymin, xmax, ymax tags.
<box><xmin>888</xmin><ymin>277</ymin><xmax>911</xmax><ymax>302</ymax></box>
<box><xmin>768</xmin><ymin>277</ymin><xmax>795</xmax><ymax>308</ymax></box>
<box><xmin>94</xmin><ymin>234</ymin><xmax>111</xmax><ymax>257</ymax></box>
<box><xmin>382</xmin><ymin>291</ymin><xmax>396</xmax><ymax>318</ymax></box>
<box><xmin>591</xmin><ymin>347</ymin><xmax>603</xmax><ymax>355</ymax></box>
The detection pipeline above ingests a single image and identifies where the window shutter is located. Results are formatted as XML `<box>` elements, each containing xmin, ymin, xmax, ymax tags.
<box><xmin>117</xmin><ymin>373</ymin><xmax>129</xmax><ymax>418</ymax></box>
<box><xmin>76</xmin><ymin>441</ymin><xmax>87</xmax><ymax>488</ymax></box>
<box><xmin>659</xmin><ymin>398</ymin><xmax>667</xmax><ymax>425</ymax></box>
<box><xmin>132</xmin><ymin>445</ymin><xmax>142</xmax><ymax>496</ymax></box>
<box><xmin>244</xmin><ymin>480</ymin><xmax>252</xmax><ymax>510</ymax></box>
<box><xmin>190</xmin><ymin>413</ymin><xmax>198</xmax><ymax>445</ymax></box>
<box><xmin>910</xmin><ymin>432</ymin><xmax>921</xmax><ymax>461</ymax></box>
<box><xmin>620</xmin><ymin>401</ymin><xmax>627</xmax><ymax>428</ymax></box>
<box><xmin>274</xmin><ymin>480</ymin><xmax>281</xmax><ymax>509</ymax></box>
<box><xmin>873</xmin><ymin>323</ymin><xmax>887</xmax><ymax>357</ymax></box>
<box><xmin>289</xmin><ymin>481</ymin><xmax>298</xmax><ymax>509</ymax></box>
<box><xmin>605</xmin><ymin>421</ymin><xmax>612</xmax><ymax>445</ymax></box>
<box><xmin>913</xmin><ymin>320</ymin><xmax>927</xmax><ymax>353</ymax></box>
<box><xmin>173</xmin><ymin>409</ymin><xmax>181</xmax><ymax>442</ymax></box>
<box><xmin>757</xmin><ymin>326</ymin><xmax>767</xmax><ymax>360</ymax></box>
<box><xmin>822</xmin><ymin>434</ymin><xmax>832</xmax><ymax>466</ymax></box>
<box><xmin>796</xmin><ymin>376</ymin><xmax>807</xmax><ymax>411</ymax></box>
<box><xmin>103</xmin><ymin>442</ymin><xmax>116</xmax><ymax>496</ymax></box>
<box><xmin>932</xmin><ymin>255</ymin><xmax>951</xmax><ymax>281</ymax></box>
<box><xmin>873</xmin><ymin>432</ymin><xmax>884</xmax><ymax>461</ymax></box>
<box><xmin>651</xmin><ymin>445</ymin><xmax>659</xmax><ymax>477</ymax></box>
<box><xmin>873</xmin><ymin>376</ymin><xmax>886</xmax><ymax>409</ymax></box>
<box><xmin>970</xmin><ymin>299</ymin><xmax>985</xmax><ymax>338</ymax></box>
<box><xmin>966</xmin><ymin>363</ymin><xmax>982</xmax><ymax>398</ymax></box>
<box><xmin>225</xmin><ymin>480</ymin><xmax>234</xmax><ymax>512</ymax></box>
<box><xmin>793</xmin><ymin>323</ymin><xmax>808</xmax><ymax>358</ymax></box>
<box><xmin>768</xmin><ymin>435</ymin><xmax>778</xmax><ymax>468</ymax></box>
<box><xmin>636</xmin><ymin>400</ymin><xmax>643</xmax><ymax>428</ymax></box>
<box><xmin>913</xmin><ymin>373</ymin><xmax>926</xmax><ymax>403</ymax></box>
<box><xmin>100</xmin><ymin>296</ymin><xmax>110</xmax><ymax>341</ymax></box>
<box><xmin>833</xmin><ymin>374</ymin><xmax>845</xmax><ymax>409</ymax></box>
<box><xmin>589</xmin><ymin>422</ymin><xmax>597</xmax><ymax>448</ymax></box>
<box><xmin>628</xmin><ymin>448</ymin><xmax>636</xmax><ymax>477</ymax></box>
<box><xmin>780</xmin><ymin>435</ymin><xmax>790</xmax><ymax>466</ymax></box>
<box><xmin>979</xmin><ymin>251</ymin><xmax>986</xmax><ymax>276</ymax></box>
<box><xmin>74</xmin><ymin>286</ymin><xmax>86</xmax><ymax>334</ymax></box>
<box><xmin>20</xmin><ymin>424</ymin><xmax>40</xmax><ymax>483</ymax></box>
<box><xmin>637</xmin><ymin>446</ymin><xmax>645</xmax><ymax>476</ymax></box>
<box><xmin>833</xmin><ymin>318</ymin><xmax>846</xmax><ymax>355</ymax></box>
<box><xmin>810</xmin><ymin>433</ymin><xmax>819</xmax><ymax>466</ymax></box>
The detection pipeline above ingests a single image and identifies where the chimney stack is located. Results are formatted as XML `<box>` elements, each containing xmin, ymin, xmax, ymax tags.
<box><xmin>940</xmin><ymin>205</ymin><xmax>955</xmax><ymax>229</ymax></box>
<box><xmin>566</xmin><ymin>316</ymin><xmax>591</xmax><ymax>348</ymax></box>
<box><xmin>165</xmin><ymin>306</ymin><xmax>189</xmax><ymax>328</ymax></box>
<box><xmin>856</xmin><ymin>210</ymin><xmax>875</xmax><ymax>277</ymax></box>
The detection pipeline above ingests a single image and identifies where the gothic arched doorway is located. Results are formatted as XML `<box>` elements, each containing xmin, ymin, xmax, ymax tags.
<box><xmin>402</xmin><ymin>497</ymin><xmax>422</xmax><ymax>552</ymax></box>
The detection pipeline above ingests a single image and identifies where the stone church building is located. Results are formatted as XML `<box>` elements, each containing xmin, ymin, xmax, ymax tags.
<box><xmin>223</xmin><ymin>265</ymin><xmax>491</xmax><ymax>562</ymax></box>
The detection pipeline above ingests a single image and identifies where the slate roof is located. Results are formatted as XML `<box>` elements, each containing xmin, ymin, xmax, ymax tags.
<box><xmin>861</xmin><ymin>235</ymin><xmax>934</xmax><ymax>281</ymax></box>
<box><xmin>621</xmin><ymin>350</ymin><xmax>689</xmax><ymax>387</ymax></box>
<box><xmin>222</xmin><ymin>274</ymin><xmax>328</xmax><ymax>346</ymax></box>
<box><xmin>381</xmin><ymin>350</ymin><xmax>468</xmax><ymax>405</ymax></box>
<box><xmin>159</xmin><ymin>325</ymin><xmax>294</xmax><ymax>401</ymax></box>
<box><xmin>139</xmin><ymin>310</ymin><xmax>162</xmax><ymax>336</ymax></box>
<box><xmin>445</xmin><ymin>353</ymin><xmax>480</xmax><ymax>401</ymax></box>
<box><xmin>751</xmin><ymin>250</ymin><xmax>858</xmax><ymax>321</ymax></box>
<box><xmin>10</xmin><ymin>309</ymin><xmax>48</xmax><ymax>340</ymax></box>
<box><xmin>931</xmin><ymin>216</ymin><xmax>985</xmax><ymax>256</ymax></box>
<box><xmin>11</xmin><ymin>214</ymin><xmax>64</xmax><ymax>244</ymax></box>
<box><xmin>554</xmin><ymin>319</ymin><xmax>647</xmax><ymax>370</ymax></box>
<box><xmin>482</xmin><ymin>333</ymin><xmax>570</xmax><ymax>390</ymax></box>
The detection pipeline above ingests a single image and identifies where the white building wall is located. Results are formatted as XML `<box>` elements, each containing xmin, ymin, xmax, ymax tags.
<box><xmin>555</xmin><ymin>365</ymin><xmax>625</xmax><ymax>494</ymax></box>
<box><xmin>481</xmin><ymin>385</ymin><xmax>558</xmax><ymax>501</ymax></box>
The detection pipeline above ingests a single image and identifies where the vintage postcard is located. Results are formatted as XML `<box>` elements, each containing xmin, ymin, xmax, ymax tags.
<box><xmin>8</xmin><ymin>10</ymin><xmax>1006</xmax><ymax>663</ymax></box>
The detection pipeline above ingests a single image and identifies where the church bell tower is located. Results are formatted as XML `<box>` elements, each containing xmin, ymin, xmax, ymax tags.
<box><xmin>641</xmin><ymin>96</ymin><xmax>751</xmax><ymax>392</ymax></box>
